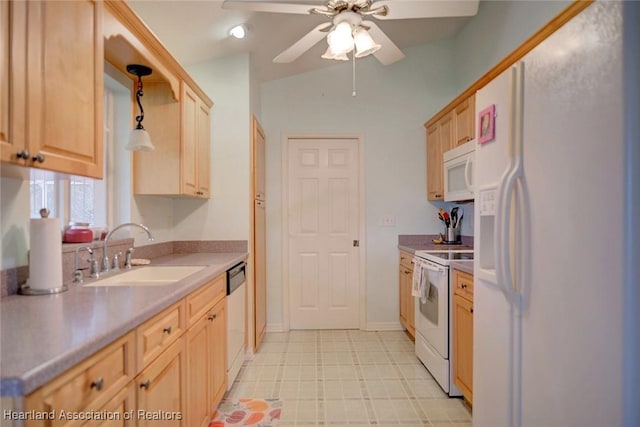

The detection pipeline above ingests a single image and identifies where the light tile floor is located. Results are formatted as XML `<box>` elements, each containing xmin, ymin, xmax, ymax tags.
<box><xmin>224</xmin><ymin>330</ymin><xmax>471</xmax><ymax>426</ymax></box>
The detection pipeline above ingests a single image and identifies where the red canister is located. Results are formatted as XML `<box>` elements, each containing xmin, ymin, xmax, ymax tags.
<box><xmin>63</xmin><ymin>223</ymin><xmax>94</xmax><ymax>243</ymax></box>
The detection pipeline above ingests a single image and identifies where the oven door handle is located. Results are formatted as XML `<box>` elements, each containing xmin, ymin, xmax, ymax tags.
<box><xmin>424</xmin><ymin>264</ymin><xmax>445</xmax><ymax>274</ymax></box>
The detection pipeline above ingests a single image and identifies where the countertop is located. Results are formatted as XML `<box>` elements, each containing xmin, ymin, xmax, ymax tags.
<box><xmin>449</xmin><ymin>260</ymin><xmax>474</xmax><ymax>275</ymax></box>
<box><xmin>398</xmin><ymin>234</ymin><xmax>474</xmax><ymax>254</ymax></box>
<box><xmin>0</xmin><ymin>251</ymin><xmax>247</xmax><ymax>397</ymax></box>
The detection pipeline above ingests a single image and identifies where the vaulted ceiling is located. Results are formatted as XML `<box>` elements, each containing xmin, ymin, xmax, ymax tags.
<box><xmin>128</xmin><ymin>1</ymin><xmax>474</xmax><ymax>82</ymax></box>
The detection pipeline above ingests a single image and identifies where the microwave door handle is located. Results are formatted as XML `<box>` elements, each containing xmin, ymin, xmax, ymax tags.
<box><xmin>464</xmin><ymin>156</ymin><xmax>473</xmax><ymax>191</ymax></box>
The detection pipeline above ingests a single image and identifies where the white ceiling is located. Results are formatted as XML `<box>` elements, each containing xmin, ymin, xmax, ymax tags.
<box><xmin>127</xmin><ymin>1</ymin><xmax>474</xmax><ymax>82</ymax></box>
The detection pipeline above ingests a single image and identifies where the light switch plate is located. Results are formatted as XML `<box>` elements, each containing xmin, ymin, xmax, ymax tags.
<box><xmin>379</xmin><ymin>214</ymin><xmax>396</xmax><ymax>227</ymax></box>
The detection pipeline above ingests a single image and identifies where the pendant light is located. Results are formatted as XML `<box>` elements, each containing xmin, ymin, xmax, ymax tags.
<box><xmin>125</xmin><ymin>64</ymin><xmax>155</xmax><ymax>151</ymax></box>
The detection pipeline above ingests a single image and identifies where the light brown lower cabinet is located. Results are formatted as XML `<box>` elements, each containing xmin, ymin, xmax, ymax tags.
<box><xmin>22</xmin><ymin>273</ymin><xmax>229</xmax><ymax>427</ymax></box>
<box><xmin>398</xmin><ymin>251</ymin><xmax>415</xmax><ymax>339</ymax></box>
<box><xmin>453</xmin><ymin>269</ymin><xmax>474</xmax><ymax>405</ymax></box>
<box><xmin>136</xmin><ymin>338</ymin><xmax>186</xmax><ymax>427</ymax></box>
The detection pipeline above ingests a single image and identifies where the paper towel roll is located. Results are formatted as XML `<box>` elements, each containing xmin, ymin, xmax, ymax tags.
<box><xmin>29</xmin><ymin>217</ymin><xmax>63</xmax><ymax>290</ymax></box>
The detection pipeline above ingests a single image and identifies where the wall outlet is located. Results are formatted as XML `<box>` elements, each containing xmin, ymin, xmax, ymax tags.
<box><xmin>379</xmin><ymin>214</ymin><xmax>396</xmax><ymax>227</ymax></box>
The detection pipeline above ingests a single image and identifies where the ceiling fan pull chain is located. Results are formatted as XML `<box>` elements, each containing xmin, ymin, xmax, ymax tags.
<box><xmin>352</xmin><ymin>52</ymin><xmax>357</xmax><ymax>97</ymax></box>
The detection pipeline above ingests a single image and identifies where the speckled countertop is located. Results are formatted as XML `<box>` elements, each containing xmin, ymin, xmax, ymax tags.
<box><xmin>449</xmin><ymin>260</ymin><xmax>474</xmax><ymax>275</ymax></box>
<box><xmin>398</xmin><ymin>234</ymin><xmax>474</xmax><ymax>254</ymax></box>
<box><xmin>0</xmin><ymin>252</ymin><xmax>247</xmax><ymax>397</ymax></box>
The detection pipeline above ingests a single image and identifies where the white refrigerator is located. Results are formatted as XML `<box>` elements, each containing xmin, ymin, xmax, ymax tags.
<box><xmin>473</xmin><ymin>2</ymin><xmax>636</xmax><ymax>426</ymax></box>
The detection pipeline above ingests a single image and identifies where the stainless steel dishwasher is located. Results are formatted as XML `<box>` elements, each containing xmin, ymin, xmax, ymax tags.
<box><xmin>226</xmin><ymin>261</ymin><xmax>246</xmax><ymax>389</ymax></box>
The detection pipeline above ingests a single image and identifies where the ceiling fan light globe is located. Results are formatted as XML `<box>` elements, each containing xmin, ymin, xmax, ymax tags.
<box><xmin>328</xmin><ymin>22</ymin><xmax>354</xmax><ymax>54</ymax></box>
<box><xmin>321</xmin><ymin>46</ymin><xmax>350</xmax><ymax>61</ymax></box>
<box><xmin>354</xmin><ymin>27</ymin><xmax>381</xmax><ymax>58</ymax></box>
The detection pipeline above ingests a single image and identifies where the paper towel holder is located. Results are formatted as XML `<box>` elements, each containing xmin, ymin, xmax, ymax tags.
<box><xmin>18</xmin><ymin>208</ymin><xmax>69</xmax><ymax>296</ymax></box>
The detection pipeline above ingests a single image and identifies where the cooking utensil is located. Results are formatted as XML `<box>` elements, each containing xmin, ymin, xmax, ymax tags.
<box><xmin>451</xmin><ymin>207</ymin><xmax>459</xmax><ymax>228</ymax></box>
<box><xmin>443</xmin><ymin>212</ymin><xmax>450</xmax><ymax>227</ymax></box>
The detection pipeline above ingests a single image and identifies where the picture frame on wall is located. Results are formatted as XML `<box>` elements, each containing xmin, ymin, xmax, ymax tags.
<box><xmin>478</xmin><ymin>104</ymin><xmax>496</xmax><ymax>144</ymax></box>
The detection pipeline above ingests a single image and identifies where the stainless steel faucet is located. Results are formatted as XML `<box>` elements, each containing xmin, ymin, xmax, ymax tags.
<box><xmin>101</xmin><ymin>223</ymin><xmax>153</xmax><ymax>273</ymax></box>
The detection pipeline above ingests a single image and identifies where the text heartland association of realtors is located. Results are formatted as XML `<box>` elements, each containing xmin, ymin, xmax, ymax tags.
<box><xmin>2</xmin><ymin>410</ymin><xmax>183</xmax><ymax>421</ymax></box>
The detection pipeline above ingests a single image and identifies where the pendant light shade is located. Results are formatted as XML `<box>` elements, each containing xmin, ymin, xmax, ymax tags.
<box><xmin>125</xmin><ymin>64</ymin><xmax>155</xmax><ymax>152</ymax></box>
<box><xmin>354</xmin><ymin>27</ymin><xmax>381</xmax><ymax>58</ymax></box>
<box><xmin>125</xmin><ymin>128</ymin><xmax>154</xmax><ymax>151</ymax></box>
<box><xmin>327</xmin><ymin>21</ymin><xmax>354</xmax><ymax>55</ymax></box>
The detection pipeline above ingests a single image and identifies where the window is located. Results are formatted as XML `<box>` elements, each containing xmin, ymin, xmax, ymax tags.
<box><xmin>29</xmin><ymin>170</ymin><xmax>57</xmax><ymax>219</ymax></box>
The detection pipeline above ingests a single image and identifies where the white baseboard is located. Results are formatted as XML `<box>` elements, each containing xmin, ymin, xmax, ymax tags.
<box><xmin>263</xmin><ymin>322</ymin><xmax>404</xmax><ymax>332</ymax></box>
<box><xmin>365</xmin><ymin>321</ymin><xmax>405</xmax><ymax>331</ymax></box>
<box><xmin>266</xmin><ymin>323</ymin><xmax>285</xmax><ymax>333</ymax></box>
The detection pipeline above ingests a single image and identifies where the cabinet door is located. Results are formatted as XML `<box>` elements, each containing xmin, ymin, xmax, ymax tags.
<box><xmin>26</xmin><ymin>0</ymin><xmax>103</xmax><ymax>178</ymax></box>
<box><xmin>85</xmin><ymin>383</ymin><xmax>136</xmax><ymax>427</ymax></box>
<box><xmin>0</xmin><ymin>0</ymin><xmax>27</xmax><ymax>165</ymax></box>
<box><xmin>254</xmin><ymin>199</ymin><xmax>267</xmax><ymax>350</ymax></box>
<box><xmin>406</xmin><ymin>266</ymin><xmax>415</xmax><ymax>338</ymax></box>
<box><xmin>426</xmin><ymin>123</ymin><xmax>443</xmax><ymax>200</ymax></box>
<box><xmin>137</xmin><ymin>339</ymin><xmax>186</xmax><ymax>427</ymax></box>
<box><xmin>399</xmin><ymin>266</ymin><xmax>408</xmax><ymax>329</ymax></box>
<box><xmin>439</xmin><ymin>112</ymin><xmax>455</xmax><ymax>154</ymax></box>
<box><xmin>455</xmin><ymin>94</ymin><xmax>475</xmax><ymax>146</ymax></box>
<box><xmin>453</xmin><ymin>294</ymin><xmax>473</xmax><ymax>403</ymax></box>
<box><xmin>253</xmin><ymin>117</ymin><xmax>266</xmax><ymax>201</ymax></box>
<box><xmin>181</xmin><ymin>84</ymin><xmax>198</xmax><ymax>196</ymax></box>
<box><xmin>185</xmin><ymin>316</ymin><xmax>211</xmax><ymax>427</ymax></box>
<box><xmin>196</xmin><ymin>101</ymin><xmax>210</xmax><ymax>198</ymax></box>
<box><xmin>209</xmin><ymin>300</ymin><xmax>227</xmax><ymax>408</ymax></box>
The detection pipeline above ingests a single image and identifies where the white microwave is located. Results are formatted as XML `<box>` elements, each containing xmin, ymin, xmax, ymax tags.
<box><xmin>443</xmin><ymin>140</ymin><xmax>476</xmax><ymax>201</ymax></box>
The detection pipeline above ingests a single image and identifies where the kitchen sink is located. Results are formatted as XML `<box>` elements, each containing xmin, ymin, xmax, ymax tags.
<box><xmin>84</xmin><ymin>265</ymin><xmax>206</xmax><ymax>287</ymax></box>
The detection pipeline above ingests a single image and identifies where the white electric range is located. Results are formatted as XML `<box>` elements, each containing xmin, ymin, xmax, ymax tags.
<box><xmin>412</xmin><ymin>249</ymin><xmax>473</xmax><ymax>397</ymax></box>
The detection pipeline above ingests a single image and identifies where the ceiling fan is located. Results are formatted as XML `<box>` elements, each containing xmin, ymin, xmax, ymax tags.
<box><xmin>222</xmin><ymin>0</ymin><xmax>479</xmax><ymax>65</ymax></box>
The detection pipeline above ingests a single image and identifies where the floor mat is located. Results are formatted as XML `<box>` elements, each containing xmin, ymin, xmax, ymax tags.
<box><xmin>210</xmin><ymin>398</ymin><xmax>282</xmax><ymax>426</ymax></box>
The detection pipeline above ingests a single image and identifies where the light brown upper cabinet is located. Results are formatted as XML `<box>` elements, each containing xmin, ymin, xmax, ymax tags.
<box><xmin>131</xmin><ymin>82</ymin><xmax>211</xmax><ymax>198</ymax></box>
<box><xmin>455</xmin><ymin>93</ymin><xmax>475</xmax><ymax>147</ymax></box>
<box><xmin>103</xmin><ymin>0</ymin><xmax>213</xmax><ymax>198</ymax></box>
<box><xmin>1</xmin><ymin>0</ymin><xmax>103</xmax><ymax>179</ymax></box>
<box><xmin>426</xmin><ymin>122</ymin><xmax>443</xmax><ymax>200</ymax></box>
<box><xmin>425</xmin><ymin>94</ymin><xmax>475</xmax><ymax>201</ymax></box>
<box><xmin>181</xmin><ymin>84</ymin><xmax>210</xmax><ymax>198</ymax></box>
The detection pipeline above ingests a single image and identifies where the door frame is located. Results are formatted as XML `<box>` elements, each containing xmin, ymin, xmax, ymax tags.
<box><xmin>281</xmin><ymin>133</ymin><xmax>366</xmax><ymax>331</ymax></box>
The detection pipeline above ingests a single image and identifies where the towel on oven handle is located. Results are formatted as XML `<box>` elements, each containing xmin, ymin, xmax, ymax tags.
<box><xmin>411</xmin><ymin>257</ymin><xmax>430</xmax><ymax>303</ymax></box>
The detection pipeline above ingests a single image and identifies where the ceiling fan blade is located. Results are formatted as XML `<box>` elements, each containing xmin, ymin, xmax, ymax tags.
<box><xmin>371</xmin><ymin>0</ymin><xmax>479</xmax><ymax>19</ymax></box>
<box><xmin>222</xmin><ymin>0</ymin><xmax>318</xmax><ymax>14</ymax></box>
<box><xmin>362</xmin><ymin>20</ymin><xmax>405</xmax><ymax>65</ymax></box>
<box><xmin>273</xmin><ymin>22</ymin><xmax>333</xmax><ymax>63</ymax></box>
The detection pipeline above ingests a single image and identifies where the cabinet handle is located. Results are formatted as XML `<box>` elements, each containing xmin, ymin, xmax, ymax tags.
<box><xmin>163</xmin><ymin>326</ymin><xmax>172</xmax><ymax>334</ymax></box>
<box><xmin>31</xmin><ymin>153</ymin><xmax>45</xmax><ymax>163</ymax></box>
<box><xmin>470</xmin><ymin>307</ymin><xmax>474</xmax><ymax>314</ymax></box>
<box><xmin>140</xmin><ymin>380</ymin><xmax>150</xmax><ymax>390</ymax></box>
<box><xmin>90</xmin><ymin>377</ymin><xmax>104</xmax><ymax>391</ymax></box>
<box><xmin>461</xmin><ymin>283</ymin><xmax>467</xmax><ymax>289</ymax></box>
<box><xmin>15</xmin><ymin>149</ymin><xmax>30</xmax><ymax>160</ymax></box>
<box><xmin>208</xmin><ymin>314</ymin><xmax>217</xmax><ymax>321</ymax></box>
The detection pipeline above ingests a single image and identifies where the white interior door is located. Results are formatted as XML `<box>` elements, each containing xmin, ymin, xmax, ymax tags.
<box><xmin>287</xmin><ymin>137</ymin><xmax>360</xmax><ymax>329</ymax></box>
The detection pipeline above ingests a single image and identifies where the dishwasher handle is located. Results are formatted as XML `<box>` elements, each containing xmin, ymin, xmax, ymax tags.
<box><xmin>227</xmin><ymin>261</ymin><xmax>246</xmax><ymax>295</ymax></box>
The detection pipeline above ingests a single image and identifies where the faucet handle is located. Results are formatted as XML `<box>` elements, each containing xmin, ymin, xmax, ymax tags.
<box><xmin>112</xmin><ymin>251</ymin><xmax>123</xmax><ymax>271</ymax></box>
<box><xmin>89</xmin><ymin>258</ymin><xmax>100</xmax><ymax>279</ymax></box>
<box><xmin>125</xmin><ymin>247</ymin><xmax>134</xmax><ymax>269</ymax></box>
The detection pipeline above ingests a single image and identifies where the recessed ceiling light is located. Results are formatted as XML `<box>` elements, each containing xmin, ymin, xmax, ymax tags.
<box><xmin>229</xmin><ymin>24</ymin><xmax>247</xmax><ymax>39</ymax></box>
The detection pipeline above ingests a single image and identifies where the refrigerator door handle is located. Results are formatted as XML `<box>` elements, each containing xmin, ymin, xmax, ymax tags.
<box><xmin>500</xmin><ymin>63</ymin><xmax>525</xmax><ymax>309</ymax></box>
